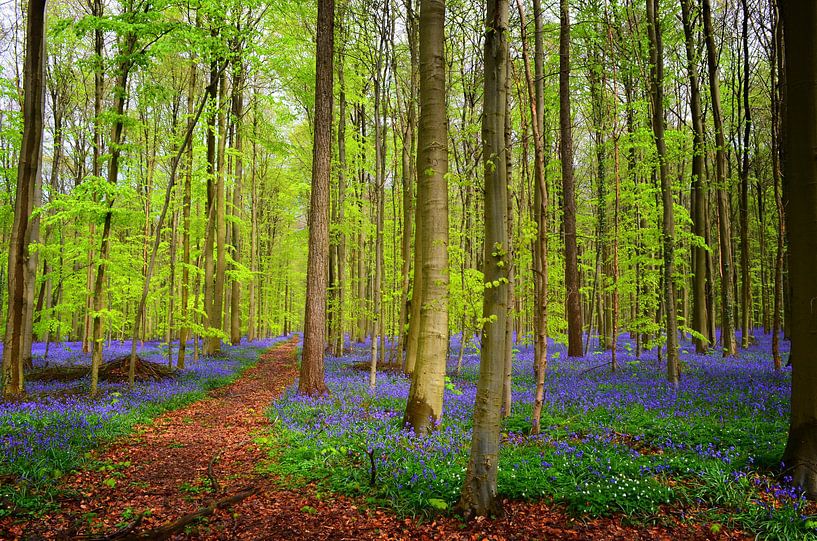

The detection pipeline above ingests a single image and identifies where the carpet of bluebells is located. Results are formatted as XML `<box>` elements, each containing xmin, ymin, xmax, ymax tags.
<box><xmin>270</xmin><ymin>332</ymin><xmax>814</xmax><ymax>538</ymax></box>
<box><xmin>0</xmin><ymin>336</ymin><xmax>287</xmax><ymax>512</ymax></box>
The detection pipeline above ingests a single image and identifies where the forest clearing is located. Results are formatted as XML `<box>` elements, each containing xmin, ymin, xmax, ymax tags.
<box><xmin>3</xmin><ymin>0</ymin><xmax>817</xmax><ymax>538</ymax></box>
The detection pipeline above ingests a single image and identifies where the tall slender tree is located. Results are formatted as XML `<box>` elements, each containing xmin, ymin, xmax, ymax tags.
<box><xmin>702</xmin><ymin>0</ymin><xmax>737</xmax><ymax>357</ymax></box>
<box><xmin>560</xmin><ymin>0</ymin><xmax>582</xmax><ymax>358</ymax></box>
<box><xmin>299</xmin><ymin>0</ymin><xmax>334</xmax><ymax>396</ymax></box>
<box><xmin>3</xmin><ymin>0</ymin><xmax>47</xmax><ymax>398</ymax></box>
<box><xmin>680</xmin><ymin>0</ymin><xmax>710</xmax><ymax>352</ymax></box>
<box><xmin>515</xmin><ymin>0</ymin><xmax>547</xmax><ymax>434</ymax></box>
<box><xmin>739</xmin><ymin>0</ymin><xmax>752</xmax><ymax>349</ymax></box>
<box><xmin>458</xmin><ymin>0</ymin><xmax>509</xmax><ymax>517</ymax></box>
<box><xmin>646</xmin><ymin>0</ymin><xmax>679</xmax><ymax>385</ymax></box>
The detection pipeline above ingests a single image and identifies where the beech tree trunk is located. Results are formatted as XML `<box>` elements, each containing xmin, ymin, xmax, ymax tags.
<box><xmin>459</xmin><ymin>0</ymin><xmax>509</xmax><ymax>516</ymax></box>
<box><xmin>334</xmin><ymin>52</ymin><xmax>348</xmax><ymax>357</ymax></box>
<box><xmin>770</xmin><ymin>0</ymin><xmax>784</xmax><ymax>370</ymax></box>
<box><xmin>516</xmin><ymin>0</ymin><xmax>548</xmax><ymax>434</ymax></box>
<box><xmin>211</xmin><ymin>72</ymin><xmax>228</xmax><ymax>352</ymax></box>
<box><xmin>739</xmin><ymin>0</ymin><xmax>752</xmax><ymax>349</ymax></box>
<box><xmin>203</xmin><ymin>59</ymin><xmax>219</xmax><ymax>355</ymax></box>
<box><xmin>83</xmin><ymin>0</ymin><xmax>104</xmax><ymax>355</ymax></box>
<box><xmin>646</xmin><ymin>0</ymin><xmax>679</xmax><ymax>385</ymax></box>
<box><xmin>2</xmin><ymin>0</ymin><xmax>46</xmax><ymax>398</ymax></box>
<box><xmin>403</xmin><ymin>0</ymin><xmax>449</xmax><ymax>435</ymax></box>
<box><xmin>780</xmin><ymin>0</ymin><xmax>817</xmax><ymax>498</ymax></box>
<box><xmin>178</xmin><ymin>60</ymin><xmax>197</xmax><ymax>368</ymax></box>
<box><xmin>370</xmin><ymin>55</ymin><xmax>386</xmax><ymax>389</ymax></box>
<box><xmin>230</xmin><ymin>61</ymin><xmax>245</xmax><ymax>346</ymax></box>
<box><xmin>560</xmin><ymin>0</ymin><xmax>582</xmax><ymax>358</ymax></box>
<box><xmin>299</xmin><ymin>0</ymin><xmax>334</xmax><ymax>396</ymax></box>
<box><xmin>396</xmin><ymin>0</ymin><xmax>417</xmax><ymax>367</ymax></box>
<box><xmin>702</xmin><ymin>0</ymin><xmax>737</xmax><ymax>357</ymax></box>
<box><xmin>680</xmin><ymin>0</ymin><xmax>710</xmax><ymax>353</ymax></box>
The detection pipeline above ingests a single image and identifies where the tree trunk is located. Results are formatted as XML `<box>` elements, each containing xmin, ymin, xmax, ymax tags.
<box><xmin>702</xmin><ymin>0</ymin><xmax>737</xmax><ymax>357</ymax></box>
<box><xmin>502</xmin><ymin>61</ymin><xmax>513</xmax><ymax>419</ymax></box>
<box><xmin>299</xmin><ymin>0</ymin><xmax>334</xmax><ymax>396</ymax></box>
<box><xmin>2</xmin><ymin>0</ymin><xmax>46</xmax><ymax>398</ymax></box>
<box><xmin>230</xmin><ymin>61</ymin><xmax>245</xmax><ymax>346</ymax></box>
<box><xmin>458</xmin><ymin>0</ymin><xmax>508</xmax><ymax>517</ymax></box>
<box><xmin>247</xmin><ymin>92</ymin><xmax>258</xmax><ymax>343</ymax></box>
<box><xmin>403</xmin><ymin>0</ymin><xmax>449</xmax><ymax>435</ymax></box>
<box><xmin>770</xmin><ymin>0</ymin><xmax>784</xmax><ymax>370</ymax></box>
<box><xmin>212</xmin><ymin>72</ymin><xmax>228</xmax><ymax>351</ymax></box>
<box><xmin>178</xmin><ymin>60</ymin><xmax>197</xmax><ymax>368</ymax></box>
<box><xmin>369</xmin><ymin>60</ymin><xmax>386</xmax><ymax>389</ymax></box>
<box><xmin>646</xmin><ymin>0</ymin><xmax>679</xmax><ymax>385</ymax></box>
<box><xmin>203</xmin><ymin>59</ymin><xmax>219</xmax><ymax>355</ymax></box>
<box><xmin>559</xmin><ymin>0</ymin><xmax>582</xmax><ymax>358</ymax></box>
<box><xmin>739</xmin><ymin>0</ymin><xmax>752</xmax><ymax>349</ymax></box>
<box><xmin>680</xmin><ymin>0</ymin><xmax>710</xmax><ymax>353</ymax></box>
<box><xmin>396</xmin><ymin>0</ymin><xmax>417</xmax><ymax>367</ymax></box>
<box><xmin>516</xmin><ymin>0</ymin><xmax>548</xmax><ymax>434</ymax></box>
<box><xmin>780</xmin><ymin>0</ymin><xmax>817</xmax><ymax>498</ymax></box>
<box><xmin>83</xmin><ymin>0</ymin><xmax>104</xmax><ymax>356</ymax></box>
<box><xmin>333</xmin><ymin>40</ymin><xmax>348</xmax><ymax>357</ymax></box>
<box><xmin>90</xmin><ymin>36</ymin><xmax>135</xmax><ymax>396</ymax></box>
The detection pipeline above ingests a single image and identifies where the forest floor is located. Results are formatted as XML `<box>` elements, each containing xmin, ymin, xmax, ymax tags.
<box><xmin>0</xmin><ymin>337</ymin><xmax>752</xmax><ymax>540</ymax></box>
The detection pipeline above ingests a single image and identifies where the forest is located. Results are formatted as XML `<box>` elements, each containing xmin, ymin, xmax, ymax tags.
<box><xmin>1</xmin><ymin>0</ymin><xmax>817</xmax><ymax>538</ymax></box>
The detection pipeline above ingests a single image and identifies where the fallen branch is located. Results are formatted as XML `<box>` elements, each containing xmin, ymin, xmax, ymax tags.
<box><xmin>579</xmin><ymin>360</ymin><xmax>613</xmax><ymax>376</ymax></box>
<box><xmin>88</xmin><ymin>486</ymin><xmax>257</xmax><ymax>541</ymax></box>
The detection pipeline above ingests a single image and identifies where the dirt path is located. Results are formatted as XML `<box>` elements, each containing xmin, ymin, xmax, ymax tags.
<box><xmin>6</xmin><ymin>338</ymin><xmax>747</xmax><ymax>540</ymax></box>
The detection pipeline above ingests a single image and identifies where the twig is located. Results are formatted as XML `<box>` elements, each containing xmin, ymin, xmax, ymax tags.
<box><xmin>579</xmin><ymin>360</ymin><xmax>614</xmax><ymax>376</ymax></box>
<box><xmin>207</xmin><ymin>451</ymin><xmax>223</xmax><ymax>494</ymax></box>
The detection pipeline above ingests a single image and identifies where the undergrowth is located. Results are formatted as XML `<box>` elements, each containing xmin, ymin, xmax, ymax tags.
<box><xmin>263</xmin><ymin>336</ymin><xmax>816</xmax><ymax>539</ymax></box>
<box><xmin>0</xmin><ymin>343</ymin><xmax>269</xmax><ymax>517</ymax></box>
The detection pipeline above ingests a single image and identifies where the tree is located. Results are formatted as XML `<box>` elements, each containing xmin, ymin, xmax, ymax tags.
<box><xmin>2</xmin><ymin>0</ymin><xmax>46</xmax><ymax>398</ymax></box>
<box><xmin>560</xmin><ymin>0</ymin><xmax>582</xmax><ymax>358</ymax></box>
<box><xmin>396</xmin><ymin>0</ymin><xmax>418</xmax><ymax>368</ymax></box>
<box><xmin>702</xmin><ymin>0</ymin><xmax>737</xmax><ymax>357</ymax></box>
<box><xmin>515</xmin><ymin>0</ymin><xmax>547</xmax><ymax>434</ymax></box>
<box><xmin>780</xmin><ymin>0</ymin><xmax>817</xmax><ymax>498</ymax></box>
<box><xmin>680</xmin><ymin>0</ymin><xmax>710</xmax><ymax>353</ymax></box>
<box><xmin>402</xmin><ymin>0</ymin><xmax>449</xmax><ymax>435</ymax></box>
<box><xmin>89</xmin><ymin>4</ymin><xmax>141</xmax><ymax>396</ymax></box>
<box><xmin>646</xmin><ymin>0</ymin><xmax>679</xmax><ymax>384</ymax></box>
<box><xmin>299</xmin><ymin>0</ymin><xmax>334</xmax><ymax>396</ymax></box>
<box><xmin>769</xmin><ymin>0</ymin><xmax>785</xmax><ymax>370</ymax></box>
<box><xmin>458</xmin><ymin>0</ymin><xmax>508</xmax><ymax>517</ymax></box>
<box><xmin>738</xmin><ymin>0</ymin><xmax>752</xmax><ymax>349</ymax></box>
